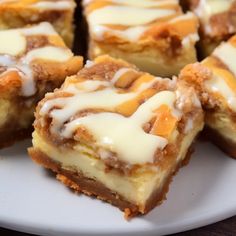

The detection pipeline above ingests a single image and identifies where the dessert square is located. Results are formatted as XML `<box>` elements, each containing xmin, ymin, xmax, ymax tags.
<box><xmin>187</xmin><ymin>0</ymin><xmax>236</xmax><ymax>57</ymax></box>
<box><xmin>179</xmin><ymin>35</ymin><xmax>236</xmax><ymax>158</ymax></box>
<box><xmin>0</xmin><ymin>0</ymin><xmax>76</xmax><ymax>47</ymax></box>
<box><xmin>28</xmin><ymin>55</ymin><xmax>204</xmax><ymax>217</ymax></box>
<box><xmin>0</xmin><ymin>22</ymin><xmax>83</xmax><ymax>148</ymax></box>
<box><xmin>83</xmin><ymin>0</ymin><xmax>199</xmax><ymax>77</ymax></box>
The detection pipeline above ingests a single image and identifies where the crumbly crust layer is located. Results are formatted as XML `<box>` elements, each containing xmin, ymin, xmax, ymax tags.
<box><xmin>204</xmin><ymin>126</ymin><xmax>236</xmax><ymax>159</ymax></box>
<box><xmin>28</xmin><ymin>146</ymin><xmax>194</xmax><ymax>218</ymax></box>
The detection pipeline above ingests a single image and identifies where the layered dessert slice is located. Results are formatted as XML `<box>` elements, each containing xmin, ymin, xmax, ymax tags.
<box><xmin>187</xmin><ymin>0</ymin><xmax>236</xmax><ymax>57</ymax></box>
<box><xmin>83</xmin><ymin>0</ymin><xmax>199</xmax><ymax>77</ymax></box>
<box><xmin>179</xmin><ymin>35</ymin><xmax>236</xmax><ymax>158</ymax></box>
<box><xmin>29</xmin><ymin>55</ymin><xmax>204</xmax><ymax>217</ymax></box>
<box><xmin>0</xmin><ymin>0</ymin><xmax>76</xmax><ymax>47</ymax></box>
<box><xmin>0</xmin><ymin>22</ymin><xmax>83</xmax><ymax>148</ymax></box>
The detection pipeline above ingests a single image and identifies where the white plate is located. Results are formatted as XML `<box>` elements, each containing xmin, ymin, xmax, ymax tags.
<box><xmin>0</xmin><ymin>140</ymin><xmax>235</xmax><ymax>236</ymax></box>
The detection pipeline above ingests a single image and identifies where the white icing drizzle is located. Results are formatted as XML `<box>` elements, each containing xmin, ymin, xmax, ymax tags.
<box><xmin>213</xmin><ymin>42</ymin><xmax>236</xmax><ymax>77</ymax></box>
<box><xmin>184</xmin><ymin>118</ymin><xmax>193</xmax><ymax>134</ymax></box>
<box><xmin>84</xmin><ymin>60</ymin><xmax>95</xmax><ymax>68</ymax></box>
<box><xmin>39</xmin><ymin>72</ymin><xmax>183</xmax><ymax>164</ymax></box>
<box><xmin>0</xmin><ymin>22</ymin><xmax>73</xmax><ymax>96</ymax></box>
<box><xmin>109</xmin><ymin>0</ymin><xmax>178</xmax><ymax>8</ymax></box>
<box><xmin>40</xmin><ymin>77</ymin><xmax>160</xmax><ymax>124</ymax></box>
<box><xmin>30</xmin><ymin>1</ymin><xmax>75</xmax><ymax>10</ymax></box>
<box><xmin>205</xmin><ymin>42</ymin><xmax>236</xmax><ymax>111</ymax></box>
<box><xmin>88</xmin><ymin>6</ymin><xmax>176</xmax><ymax>27</ymax></box>
<box><xmin>83</xmin><ymin>0</ymin><xmax>178</xmax><ymax>7</ymax></box>
<box><xmin>111</xmin><ymin>67</ymin><xmax>136</xmax><ymax>84</ymax></box>
<box><xmin>61</xmin><ymin>110</ymin><xmax>167</xmax><ymax>165</ymax></box>
<box><xmin>0</xmin><ymin>55</ymin><xmax>16</xmax><ymax>67</ymax></box>
<box><xmin>205</xmin><ymin>73</ymin><xmax>236</xmax><ymax>111</ymax></box>
<box><xmin>23</xmin><ymin>46</ymin><xmax>73</xmax><ymax>63</ymax></box>
<box><xmin>169</xmin><ymin>12</ymin><xmax>199</xmax><ymax>47</ymax></box>
<box><xmin>0</xmin><ymin>30</ymin><xmax>26</xmax><ymax>56</ymax></box>
<box><xmin>87</xmin><ymin>2</ymin><xmax>197</xmax><ymax>44</ymax></box>
<box><xmin>40</xmin><ymin>84</ymin><xmax>179</xmax><ymax>164</ymax></box>
<box><xmin>182</xmin><ymin>33</ymin><xmax>200</xmax><ymax>48</ymax></box>
<box><xmin>65</xmin><ymin>80</ymin><xmax>110</xmax><ymax>94</ymax></box>
<box><xmin>194</xmin><ymin>0</ymin><xmax>234</xmax><ymax>34</ymax></box>
<box><xmin>92</xmin><ymin>25</ymin><xmax>147</xmax><ymax>41</ymax></box>
<box><xmin>21</xmin><ymin>22</ymin><xmax>57</xmax><ymax>36</ymax></box>
<box><xmin>13</xmin><ymin>65</ymin><xmax>35</xmax><ymax>97</ymax></box>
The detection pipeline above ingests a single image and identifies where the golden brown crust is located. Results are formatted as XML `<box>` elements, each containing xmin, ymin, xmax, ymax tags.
<box><xmin>204</xmin><ymin>126</ymin><xmax>236</xmax><ymax>159</ymax></box>
<box><xmin>28</xmin><ymin>146</ymin><xmax>194</xmax><ymax>218</ymax></box>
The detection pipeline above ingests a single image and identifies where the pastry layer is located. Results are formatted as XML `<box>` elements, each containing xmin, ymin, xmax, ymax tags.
<box><xmin>0</xmin><ymin>22</ymin><xmax>83</xmax><ymax>148</ymax></box>
<box><xmin>188</xmin><ymin>0</ymin><xmax>236</xmax><ymax>56</ymax></box>
<box><xmin>0</xmin><ymin>0</ymin><xmax>76</xmax><ymax>47</ymax></box>
<box><xmin>84</xmin><ymin>0</ymin><xmax>199</xmax><ymax>77</ymax></box>
<box><xmin>29</xmin><ymin>55</ymin><xmax>204</xmax><ymax>216</ymax></box>
<box><xmin>179</xmin><ymin>34</ymin><xmax>236</xmax><ymax>158</ymax></box>
<box><xmin>29</xmin><ymin>138</ymin><xmax>195</xmax><ymax>218</ymax></box>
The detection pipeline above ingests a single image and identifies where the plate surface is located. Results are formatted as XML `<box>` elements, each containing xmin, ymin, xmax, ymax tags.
<box><xmin>0</xmin><ymin>140</ymin><xmax>235</xmax><ymax>236</ymax></box>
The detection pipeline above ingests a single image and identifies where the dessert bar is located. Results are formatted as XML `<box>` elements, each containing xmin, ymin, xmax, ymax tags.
<box><xmin>179</xmin><ymin>35</ymin><xmax>236</xmax><ymax>158</ymax></box>
<box><xmin>0</xmin><ymin>0</ymin><xmax>76</xmax><ymax>47</ymax></box>
<box><xmin>0</xmin><ymin>22</ymin><xmax>83</xmax><ymax>148</ymax></box>
<box><xmin>83</xmin><ymin>0</ymin><xmax>199</xmax><ymax>77</ymax></box>
<box><xmin>29</xmin><ymin>55</ymin><xmax>204</xmax><ymax>217</ymax></box>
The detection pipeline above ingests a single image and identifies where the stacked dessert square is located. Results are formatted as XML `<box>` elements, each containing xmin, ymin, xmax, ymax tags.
<box><xmin>0</xmin><ymin>0</ymin><xmax>76</xmax><ymax>47</ymax></box>
<box><xmin>180</xmin><ymin>35</ymin><xmax>236</xmax><ymax>158</ymax></box>
<box><xmin>83</xmin><ymin>0</ymin><xmax>199</xmax><ymax>77</ymax></box>
<box><xmin>29</xmin><ymin>55</ymin><xmax>204</xmax><ymax>217</ymax></box>
<box><xmin>0</xmin><ymin>22</ymin><xmax>83</xmax><ymax>148</ymax></box>
<box><xmin>187</xmin><ymin>0</ymin><xmax>236</xmax><ymax>57</ymax></box>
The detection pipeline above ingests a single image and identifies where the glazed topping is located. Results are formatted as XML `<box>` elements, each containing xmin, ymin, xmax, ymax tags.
<box><xmin>84</xmin><ymin>0</ymin><xmax>178</xmax><ymax>7</ymax></box>
<box><xmin>85</xmin><ymin>0</ymin><xmax>199</xmax><ymax>43</ymax></box>
<box><xmin>38</xmin><ymin>58</ymin><xmax>193</xmax><ymax>165</ymax></box>
<box><xmin>88</xmin><ymin>6</ymin><xmax>176</xmax><ymax>26</ymax></box>
<box><xmin>194</xmin><ymin>0</ymin><xmax>235</xmax><ymax>35</ymax></box>
<box><xmin>0</xmin><ymin>0</ymin><xmax>75</xmax><ymax>9</ymax></box>
<box><xmin>202</xmin><ymin>37</ymin><xmax>236</xmax><ymax>111</ymax></box>
<box><xmin>0</xmin><ymin>22</ymin><xmax>73</xmax><ymax>96</ymax></box>
<box><xmin>0</xmin><ymin>31</ymin><xmax>26</xmax><ymax>56</ymax></box>
<box><xmin>30</xmin><ymin>0</ymin><xmax>75</xmax><ymax>10</ymax></box>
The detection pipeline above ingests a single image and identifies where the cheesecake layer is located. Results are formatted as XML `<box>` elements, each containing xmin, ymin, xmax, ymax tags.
<box><xmin>31</xmin><ymin>117</ymin><xmax>203</xmax><ymax>212</ymax></box>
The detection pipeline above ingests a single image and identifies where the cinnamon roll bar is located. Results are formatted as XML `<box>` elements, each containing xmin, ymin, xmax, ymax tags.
<box><xmin>179</xmin><ymin>35</ymin><xmax>236</xmax><ymax>158</ymax></box>
<box><xmin>83</xmin><ymin>0</ymin><xmax>199</xmax><ymax>77</ymax></box>
<box><xmin>0</xmin><ymin>22</ymin><xmax>83</xmax><ymax>148</ymax></box>
<box><xmin>29</xmin><ymin>55</ymin><xmax>204</xmax><ymax>217</ymax></box>
<box><xmin>187</xmin><ymin>0</ymin><xmax>236</xmax><ymax>57</ymax></box>
<box><xmin>0</xmin><ymin>0</ymin><xmax>76</xmax><ymax>47</ymax></box>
